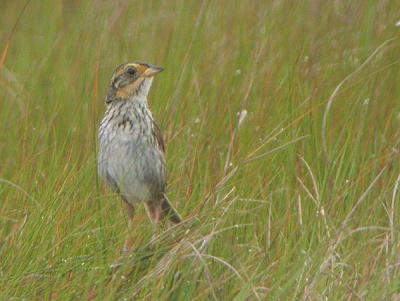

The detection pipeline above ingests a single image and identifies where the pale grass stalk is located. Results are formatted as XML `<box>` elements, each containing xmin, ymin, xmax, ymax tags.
<box><xmin>245</xmin><ymin>100</ymin><xmax>311</xmax><ymax>160</ymax></box>
<box><xmin>131</xmin><ymin>244</ymin><xmax>181</xmax><ymax>294</ymax></box>
<box><xmin>245</xmin><ymin>121</ymin><xmax>287</xmax><ymax>159</ymax></box>
<box><xmin>384</xmin><ymin>233</ymin><xmax>390</xmax><ymax>296</ymax></box>
<box><xmin>211</xmin><ymin>194</ymin><xmax>241</xmax><ymax>247</ymax></box>
<box><xmin>185</xmin><ymin>241</ymin><xmax>218</xmax><ymax>301</ymax></box>
<box><xmin>292</xmin><ymin>253</ymin><xmax>310</xmax><ymax>301</ymax></box>
<box><xmin>297</xmin><ymin>177</ymin><xmax>330</xmax><ymax>238</ymax></box>
<box><xmin>298</xmin><ymin>155</ymin><xmax>330</xmax><ymax>238</ymax></box>
<box><xmin>236</xmin><ymin>183</ymin><xmax>285</xmax><ymax>205</ymax></box>
<box><xmin>297</xmin><ymin>193</ymin><xmax>303</xmax><ymax>228</ymax></box>
<box><xmin>0</xmin><ymin>178</ymin><xmax>42</xmax><ymax>210</ymax></box>
<box><xmin>342</xmin><ymin>279</ymin><xmax>363</xmax><ymax>301</ymax></box>
<box><xmin>167</xmin><ymin>0</ymin><xmax>207</xmax><ymax>119</ymax></box>
<box><xmin>389</xmin><ymin>174</ymin><xmax>400</xmax><ymax>245</ymax></box>
<box><xmin>139</xmin><ymin>223</ymin><xmax>257</xmax><ymax>299</ymax></box>
<box><xmin>216</xmin><ymin>187</ymin><xmax>236</xmax><ymax>206</ymax></box>
<box><xmin>340</xmin><ymin>226</ymin><xmax>389</xmax><ymax>244</ymax></box>
<box><xmin>302</xmin><ymin>168</ymin><xmax>385</xmax><ymax>300</ymax></box>
<box><xmin>214</xmin><ymin>166</ymin><xmax>239</xmax><ymax>193</ymax></box>
<box><xmin>192</xmin><ymin>224</ymin><xmax>254</xmax><ymax>251</ymax></box>
<box><xmin>198</xmin><ymin>166</ymin><xmax>238</xmax><ymax>213</ymax></box>
<box><xmin>4</xmin><ymin>213</ymin><xmax>28</xmax><ymax>244</ymax></box>
<box><xmin>244</xmin><ymin>135</ymin><xmax>308</xmax><ymax>164</ymax></box>
<box><xmin>322</xmin><ymin>38</ymin><xmax>395</xmax><ymax>159</ymax></box>
<box><xmin>383</xmin><ymin>174</ymin><xmax>400</xmax><ymax>291</ymax></box>
<box><xmin>267</xmin><ymin>202</ymin><xmax>272</xmax><ymax>248</ymax></box>
<box><xmin>297</xmin><ymin>177</ymin><xmax>319</xmax><ymax>207</ymax></box>
<box><xmin>224</xmin><ymin>42</ymin><xmax>265</xmax><ymax>172</ymax></box>
<box><xmin>240</xmin><ymin>42</ymin><xmax>265</xmax><ymax>108</ymax></box>
<box><xmin>201</xmin><ymin>254</ymin><xmax>260</xmax><ymax>300</ymax></box>
<box><xmin>206</xmin><ymin>193</ymin><xmax>238</xmax><ymax>251</ymax></box>
<box><xmin>341</xmin><ymin>168</ymin><xmax>385</xmax><ymax>230</ymax></box>
<box><xmin>237</xmin><ymin>198</ymin><xmax>271</xmax><ymax>204</ymax></box>
<box><xmin>224</xmin><ymin>110</ymin><xmax>248</xmax><ymax>173</ymax></box>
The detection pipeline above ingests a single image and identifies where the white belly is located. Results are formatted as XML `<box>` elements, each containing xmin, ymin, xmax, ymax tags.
<box><xmin>99</xmin><ymin>132</ymin><xmax>166</xmax><ymax>203</ymax></box>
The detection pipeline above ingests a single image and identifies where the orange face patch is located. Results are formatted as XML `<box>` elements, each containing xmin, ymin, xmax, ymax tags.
<box><xmin>115</xmin><ymin>77</ymin><xmax>145</xmax><ymax>99</ymax></box>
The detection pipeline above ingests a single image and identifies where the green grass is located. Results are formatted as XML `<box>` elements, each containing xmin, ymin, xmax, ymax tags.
<box><xmin>1</xmin><ymin>0</ymin><xmax>400</xmax><ymax>299</ymax></box>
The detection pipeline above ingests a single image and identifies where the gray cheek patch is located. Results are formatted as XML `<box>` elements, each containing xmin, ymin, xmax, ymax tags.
<box><xmin>113</xmin><ymin>77</ymin><xmax>126</xmax><ymax>89</ymax></box>
<box><xmin>113</xmin><ymin>73</ymin><xmax>139</xmax><ymax>89</ymax></box>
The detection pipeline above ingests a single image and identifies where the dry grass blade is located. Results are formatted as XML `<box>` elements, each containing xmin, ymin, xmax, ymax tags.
<box><xmin>302</xmin><ymin>168</ymin><xmax>386</xmax><ymax>300</ymax></box>
<box><xmin>185</xmin><ymin>241</ymin><xmax>218</xmax><ymax>301</ymax></box>
<box><xmin>321</xmin><ymin>38</ymin><xmax>396</xmax><ymax>159</ymax></box>
<box><xmin>244</xmin><ymin>136</ymin><xmax>309</xmax><ymax>164</ymax></box>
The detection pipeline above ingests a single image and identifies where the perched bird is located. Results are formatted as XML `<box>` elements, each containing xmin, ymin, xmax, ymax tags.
<box><xmin>98</xmin><ymin>62</ymin><xmax>181</xmax><ymax>251</ymax></box>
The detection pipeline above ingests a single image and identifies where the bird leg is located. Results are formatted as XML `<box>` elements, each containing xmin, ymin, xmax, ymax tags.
<box><xmin>145</xmin><ymin>200</ymin><xmax>162</xmax><ymax>222</ymax></box>
<box><xmin>122</xmin><ymin>199</ymin><xmax>135</xmax><ymax>254</ymax></box>
<box><xmin>144</xmin><ymin>200</ymin><xmax>164</xmax><ymax>241</ymax></box>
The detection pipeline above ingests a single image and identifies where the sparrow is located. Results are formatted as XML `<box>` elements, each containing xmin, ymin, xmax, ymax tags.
<box><xmin>98</xmin><ymin>62</ymin><xmax>181</xmax><ymax>251</ymax></box>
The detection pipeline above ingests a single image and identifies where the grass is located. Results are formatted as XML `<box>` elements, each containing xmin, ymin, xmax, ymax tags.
<box><xmin>0</xmin><ymin>0</ymin><xmax>400</xmax><ymax>299</ymax></box>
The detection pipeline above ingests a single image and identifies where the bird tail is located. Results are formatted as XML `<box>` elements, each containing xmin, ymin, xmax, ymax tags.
<box><xmin>161</xmin><ymin>195</ymin><xmax>182</xmax><ymax>224</ymax></box>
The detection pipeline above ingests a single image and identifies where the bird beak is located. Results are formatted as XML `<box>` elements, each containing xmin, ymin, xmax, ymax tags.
<box><xmin>142</xmin><ymin>65</ymin><xmax>164</xmax><ymax>77</ymax></box>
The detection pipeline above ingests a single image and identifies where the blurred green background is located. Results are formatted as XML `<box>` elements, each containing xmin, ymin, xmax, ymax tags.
<box><xmin>0</xmin><ymin>0</ymin><xmax>400</xmax><ymax>299</ymax></box>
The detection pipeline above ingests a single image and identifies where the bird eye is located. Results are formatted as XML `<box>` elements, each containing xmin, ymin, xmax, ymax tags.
<box><xmin>126</xmin><ymin>67</ymin><xmax>136</xmax><ymax>75</ymax></box>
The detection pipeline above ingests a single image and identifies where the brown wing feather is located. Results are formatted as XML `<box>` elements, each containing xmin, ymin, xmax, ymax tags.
<box><xmin>153</xmin><ymin>122</ymin><xmax>165</xmax><ymax>153</ymax></box>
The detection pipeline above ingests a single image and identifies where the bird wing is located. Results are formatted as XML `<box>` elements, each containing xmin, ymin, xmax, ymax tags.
<box><xmin>152</xmin><ymin>122</ymin><xmax>165</xmax><ymax>153</ymax></box>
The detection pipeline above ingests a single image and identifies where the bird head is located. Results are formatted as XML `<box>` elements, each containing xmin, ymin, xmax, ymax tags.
<box><xmin>106</xmin><ymin>62</ymin><xmax>164</xmax><ymax>104</ymax></box>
